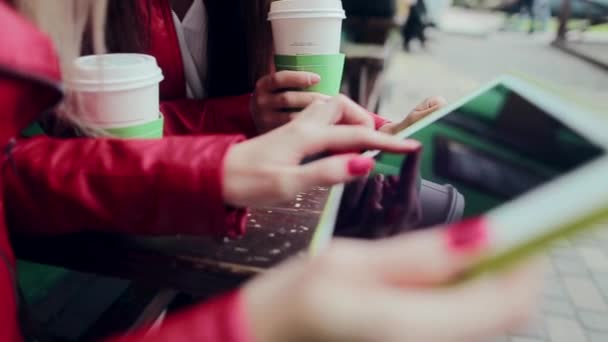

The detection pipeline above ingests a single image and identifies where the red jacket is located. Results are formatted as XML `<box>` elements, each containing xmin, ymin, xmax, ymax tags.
<box><xmin>1</xmin><ymin>1</ymin><xmax>388</xmax><ymax>339</ymax></box>
<box><xmin>3</xmin><ymin>0</ymin><xmax>388</xmax><ymax>237</ymax></box>
<box><xmin>141</xmin><ymin>0</ymin><xmax>260</xmax><ymax>137</ymax></box>
<box><xmin>0</xmin><ymin>3</ymin><xmax>252</xmax><ymax>341</ymax></box>
<box><xmin>3</xmin><ymin>0</ymin><xmax>260</xmax><ymax>239</ymax></box>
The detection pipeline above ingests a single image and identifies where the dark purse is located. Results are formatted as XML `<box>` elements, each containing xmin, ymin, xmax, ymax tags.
<box><xmin>335</xmin><ymin>147</ymin><xmax>423</xmax><ymax>239</ymax></box>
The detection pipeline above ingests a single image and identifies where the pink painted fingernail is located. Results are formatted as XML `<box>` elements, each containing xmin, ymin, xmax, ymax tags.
<box><xmin>445</xmin><ymin>217</ymin><xmax>489</xmax><ymax>253</ymax></box>
<box><xmin>347</xmin><ymin>157</ymin><xmax>375</xmax><ymax>176</ymax></box>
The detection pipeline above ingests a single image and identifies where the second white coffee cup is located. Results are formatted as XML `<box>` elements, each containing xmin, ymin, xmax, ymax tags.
<box><xmin>66</xmin><ymin>53</ymin><xmax>164</xmax><ymax>129</ymax></box>
<box><xmin>269</xmin><ymin>0</ymin><xmax>346</xmax><ymax>55</ymax></box>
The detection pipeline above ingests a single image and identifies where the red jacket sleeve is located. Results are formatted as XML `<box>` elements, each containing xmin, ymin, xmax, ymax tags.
<box><xmin>160</xmin><ymin>94</ymin><xmax>390</xmax><ymax>138</ymax></box>
<box><xmin>2</xmin><ymin>135</ymin><xmax>247</xmax><ymax>238</ymax></box>
<box><xmin>0</xmin><ymin>225</ymin><xmax>19</xmax><ymax>342</ymax></box>
<box><xmin>107</xmin><ymin>291</ymin><xmax>252</xmax><ymax>342</ymax></box>
<box><xmin>162</xmin><ymin>94</ymin><xmax>258</xmax><ymax>139</ymax></box>
<box><xmin>370</xmin><ymin>112</ymin><xmax>390</xmax><ymax>130</ymax></box>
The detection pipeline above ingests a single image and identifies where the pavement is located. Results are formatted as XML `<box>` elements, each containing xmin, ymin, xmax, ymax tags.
<box><xmin>376</xmin><ymin>8</ymin><xmax>608</xmax><ymax>342</ymax></box>
<box><xmin>379</xmin><ymin>33</ymin><xmax>608</xmax><ymax>119</ymax></box>
<box><xmin>560</xmin><ymin>41</ymin><xmax>608</xmax><ymax>68</ymax></box>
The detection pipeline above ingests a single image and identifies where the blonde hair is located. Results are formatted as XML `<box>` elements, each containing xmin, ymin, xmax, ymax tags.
<box><xmin>15</xmin><ymin>0</ymin><xmax>109</xmax><ymax>135</ymax></box>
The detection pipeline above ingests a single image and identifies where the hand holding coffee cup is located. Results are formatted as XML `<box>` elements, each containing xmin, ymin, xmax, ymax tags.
<box><xmin>66</xmin><ymin>53</ymin><xmax>164</xmax><ymax>138</ymax></box>
<box><xmin>268</xmin><ymin>0</ymin><xmax>346</xmax><ymax>96</ymax></box>
<box><xmin>251</xmin><ymin>70</ymin><xmax>331</xmax><ymax>133</ymax></box>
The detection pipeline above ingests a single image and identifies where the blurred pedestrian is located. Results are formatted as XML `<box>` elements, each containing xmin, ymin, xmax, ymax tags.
<box><xmin>532</xmin><ymin>0</ymin><xmax>551</xmax><ymax>33</ymax></box>
<box><xmin>502</xmin><ymin>0</ymin><xmax>551</xmax><ymax>34</ymax></box>
<box><xmin>402</xmin><ymin>0</ymin><xmax>429</xmax><ymax>51</ymax></box>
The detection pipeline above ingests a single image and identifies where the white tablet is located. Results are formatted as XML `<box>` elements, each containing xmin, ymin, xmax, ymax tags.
<box><xmin>310</xmin><ymin>75</ymin><xmax>608</xmax><ymax>278</ymax></box>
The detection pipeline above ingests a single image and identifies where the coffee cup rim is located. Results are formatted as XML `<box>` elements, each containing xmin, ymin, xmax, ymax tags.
<box><xmin>66</xmin><ymin>72</ymin><xmax>163</xmax><ymax>92</ymax></box>
<box><xmin>268</xmin><ymin>9</ymin><xmax>346</xmax><ymax>21</ymax></box>
<box><xmin>68</xmin><ymin>53</ymin><xmax>164</xmax><ymax>92</ymax></box>
<box><xmin>270</xmin><ymin>0</ymin><xmax>344</xmax><ymax>12</ymax></box>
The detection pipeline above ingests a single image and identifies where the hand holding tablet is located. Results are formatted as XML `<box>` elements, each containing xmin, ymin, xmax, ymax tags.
<box><xmin>311</xmin><ymin>75</ymin><xmax>608</xmax><ymax>280</ymax></box>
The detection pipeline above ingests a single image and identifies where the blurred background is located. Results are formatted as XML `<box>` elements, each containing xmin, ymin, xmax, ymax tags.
<box><xmin>340</xmin><ymin>0</ymin><xmax>607</xmax><ymax>118</ymax></box>
<box><xmin>340</xmin><ymin>1</ymin><xmax>607</xmax><ymax>341</ymax></box>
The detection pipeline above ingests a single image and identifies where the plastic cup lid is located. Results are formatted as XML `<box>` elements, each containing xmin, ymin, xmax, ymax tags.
<box><xmin>67</xmin><ymin>53</ymin><xmax>164</xmax><ymax>92</ymax></box>
<box><xmin>269</xmin><ymin>0</ymin><xmax>345</xmax><ymax>19</ymax></box>
<box><xmin>270</xmin><ymin>0</ymin><xmax>343</xmax><ymax>11</ymax></box>
<box><xmin>268</xmin><ymin>10</ymin><xmax>346</xmax><ymax>20</ymax></box>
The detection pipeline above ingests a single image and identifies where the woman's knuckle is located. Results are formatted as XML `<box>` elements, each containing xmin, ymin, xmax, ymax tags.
<box><xmin>310</xmin><ymin>98</ymin><xmax>327</xmax><ymax>107</ymax></box>
<box><xmin>294</xmin><ymin>121</ymin><xmax>320</xmax><ymax>140</ymax></box>
<box><xmin>271</xmin><ymin>73</ymin><xmax>284</xmax><ymax>87</ymax></box>
<box><xmin>274</xmin><ymin>173</ymin><xmax>296</xmax><ymax>201</ymax></box>
<box><xmin>336</xmin><ymin>94</ymin><xmax>348</xmax><ymax>101</ymax></box>
<box><xmin>336</xmin><ymin>94</ymin><xmax>351</xmax><ymax>105</ymax></box>
<box><xmin>256</xmin><ymin>94</ymin><xmax>268</xmax><ymax>107</ymax></box>
<box><xmin>353</xmin><ymin>126</ymin><xmax>371</xmax><ymax>139</ymax></box>
<box><xmin>326</xmin><ymin>95</ymin><xmax>339</xmax><ymax>104</ymax></box>
<box><xmin>361</xmin><ymin>115</ymin><xmax>374</xmax><ymax>127</ymax></box>
<box><xmin>278</xmin><ymin>93</ymin><xmax>292</xmax><ymax>107</ymax></box>
<box><xmin>255</xmin><ymin>78</ymin><xmax>265</xmax><ymax>90</ymax></box>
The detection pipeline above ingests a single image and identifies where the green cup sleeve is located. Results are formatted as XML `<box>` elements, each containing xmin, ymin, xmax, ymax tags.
<box><xmin>274</xmin><ymin>54</ymin><xmax>345</xmax><ymax>96</ymax></box>
<box><xmin>105</xmin><ymin>114</ymin><xmax>164</xmax><ymax>139</ymax></box>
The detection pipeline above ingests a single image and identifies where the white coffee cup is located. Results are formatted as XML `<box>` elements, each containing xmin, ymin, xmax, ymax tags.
<box><xmin>66</xmin><ymin>53</ymin><xmax>164</xmax><ymax>129</ymax></box>
<box><xmin>268</xmin><ymin>0</ymin><xmax>346</xmax><ymax>55</ymax></box>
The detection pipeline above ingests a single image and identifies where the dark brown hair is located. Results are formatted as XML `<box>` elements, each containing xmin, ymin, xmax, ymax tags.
<box><xmin>104</xmin><ymin>0</ymin><xmax>150</xmax><ymax>53</ymax></box>
<box><xmin>99</xmin><ymin>0</ymin><xmax>274</xmax><ymax>97</ymax></box>
<box><xmin>204</xmin><ymin>0</ymin><xmax>273</xmax><ymax>96</ymax></box>
<box><xmin>242</xmin><ymin>0</ymin><xmax>274</xmax><ymax>91</ymax></box>
<box><xmin>77</xmin><ymin>0</ymin><xmax>150</xmax><ymax>56</ymax></box>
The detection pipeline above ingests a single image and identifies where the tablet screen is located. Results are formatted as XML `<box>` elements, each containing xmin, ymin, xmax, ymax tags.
<box><xmin>384</xmin><ymin>84</ymin><xmax>604</xmax><ymax>218</ymax></box>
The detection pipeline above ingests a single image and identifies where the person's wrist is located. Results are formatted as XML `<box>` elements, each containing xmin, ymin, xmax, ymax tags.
<box><xmin>243</xmin><ymin>278</ymin><xmax>293</xmax><ymax>342</ymax></box>
<box><xmin>242</xmin><ymin>256</ymin><xmax>323</xmax><ymax>342</ymax></box>
<box><xmin>250</xmin><ymin>95</ymin><xmax>264</xmax><ymax>133</ymax></box>
<box><xmin>223</xmin><ymin>143</ymin><xmax>249</xmax><ymax>207</ymax></box>
<box><xmin>222</xmin><ymin>141</ymin><xmax>278</xmax><ymax>208</ymax></box>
